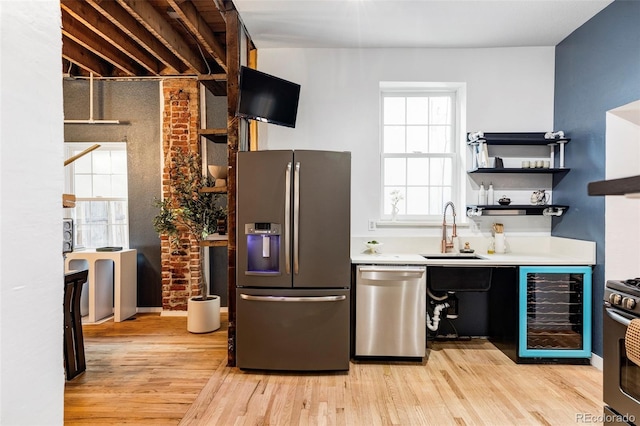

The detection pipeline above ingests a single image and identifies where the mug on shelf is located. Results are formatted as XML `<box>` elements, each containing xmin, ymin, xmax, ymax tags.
<box><xmin>530</xmin><ymin>190</ymin><xmax>549</xmax><ymax>205</ymax></box>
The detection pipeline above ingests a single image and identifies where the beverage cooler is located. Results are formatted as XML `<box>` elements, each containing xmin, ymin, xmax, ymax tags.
<box><xmin>489</xmin><ymin>266</ymin><xmax>592</xmax><ymax>364</ymax></box>
<box><xmin>518</xmin><ymin>266</ymin><xmax>592</xmax><ymax>362</ymax></box>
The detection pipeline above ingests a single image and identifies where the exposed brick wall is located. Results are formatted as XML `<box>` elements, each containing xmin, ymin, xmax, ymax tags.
<box><xmin>160</xmin><ymin>79</ymin><xmax>202</xmax><ymax>311</ymax></box>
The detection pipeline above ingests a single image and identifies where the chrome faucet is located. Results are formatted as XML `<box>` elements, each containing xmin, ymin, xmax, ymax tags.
<box><xmin>441</xmin><ymin>201</ymin><xmax>458</xmax><ymax>253</ymax></box>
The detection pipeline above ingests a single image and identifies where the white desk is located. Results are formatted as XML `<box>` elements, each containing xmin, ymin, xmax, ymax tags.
<box><xmin>64</xmin><ymin>249</ymin><xmax>137</xmax><ymax>323</ymax></box>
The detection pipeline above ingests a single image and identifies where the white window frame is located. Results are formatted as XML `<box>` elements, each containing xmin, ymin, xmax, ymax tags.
<box><xmin>379</xmin><ymin>82</ymin><xmax>466</xmax><ymax>224</ymax></box>
<box><xmin>64</xmin><ymin>142</ymin><xmax>129</xmax><ymax>249</ymax></box>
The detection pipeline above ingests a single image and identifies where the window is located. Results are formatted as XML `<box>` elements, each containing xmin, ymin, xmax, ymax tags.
<box><xmin>380</xmin><ymin>84</ymin><xmax>463</xmax><ymax>221</ymax></box>
<box><xmin>64</xmin><ymin>142</ymin><xmax>129</xmax><ymax>248</ymax></box>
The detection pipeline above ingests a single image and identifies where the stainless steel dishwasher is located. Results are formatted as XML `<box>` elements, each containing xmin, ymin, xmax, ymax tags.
<box><xmin>355</xmin><ymin>265</ymin><xmax>427</xmax><ymax>358</ymax></box>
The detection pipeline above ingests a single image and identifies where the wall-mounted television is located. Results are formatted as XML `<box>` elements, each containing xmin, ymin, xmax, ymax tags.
<box><xmin>236</xmin><ymin>66</ymin><xmax>301</xmax><ymax>128</ymax></box>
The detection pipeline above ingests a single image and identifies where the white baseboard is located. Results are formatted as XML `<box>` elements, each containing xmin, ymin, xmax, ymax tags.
<box><xmin>161</xmin><ymin>310</ymin><xmax>188</xmax><ymax>317</ymax></box>
<box><xmin>591</xmin><ymin>352</ymin><xmax>603</xmax><ymax>370</ymax></box>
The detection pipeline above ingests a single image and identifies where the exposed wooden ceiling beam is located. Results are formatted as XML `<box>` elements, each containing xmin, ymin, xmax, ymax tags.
<box><xmin>215</xmin><ymin>0</ymin><xmax>232</xmax><ymax>14</ymax></box>
<box><xmin>61</xmin><ymin>0</ymin><xmax>161</xmax><ymax>76</ymax></box>
<box><xmin>167</xmin><ymin>0</ymin><xmax>227</xmax><ymax>72</ymax></box>
<box><xmin>86</xmin><ymin>0</ymin><xmax>185</xmax><ymax>74</ymax></box>
<box><xmin>62</xmin><ymin>9</ymin><xmax>143</xmax><ymax>76</ymax></box>
<box><xmin>60</xmin><ymin>0</ymin><xmax>238</xmax><ymax>79</ymax></box>
<box><xmin>116</xmin><ymin>0</ymin><xmax>207</xmax><ymax>74</ymax></box>
<box><xmin>198</xmin><ymin>73</ymin><xmax>227</xmax><ymax>96</ymax></box>
<box><xmin>62</xmin><ymin>35</ymin><xmax>112</xmax><ymax>77</ymax></box>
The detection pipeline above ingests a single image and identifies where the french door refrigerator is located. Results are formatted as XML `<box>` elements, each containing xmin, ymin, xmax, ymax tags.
<box><xmin>236</xmin><ymin>150</ymin><xmax>351</xmax><ymax>371</ymax></box>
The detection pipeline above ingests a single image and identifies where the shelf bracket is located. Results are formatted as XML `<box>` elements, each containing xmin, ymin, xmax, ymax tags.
<box><xmin>466</xmin><ymin>207</ymin><xmax>483</xmax><ymax>217</ymax></box>
<box><xmin>467</xmin><ymin>131</ymin><xmax>484</xmax><ymax>144</ymax></box>
<box><xmin>544</xmin><ymin>130</ymin><xmax>567</xmax><ymax>168</ymax></box>
<box><xmin>542</xmin><ymin>207</ymin><xmax>565</xmax><ymax>217</ymax></box>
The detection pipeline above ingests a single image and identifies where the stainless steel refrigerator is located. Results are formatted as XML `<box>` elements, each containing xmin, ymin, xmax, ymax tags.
<box><xmin>236</xmin><ymin>150</ymin><xmax>351</xmax><ymax>371</ymax></box>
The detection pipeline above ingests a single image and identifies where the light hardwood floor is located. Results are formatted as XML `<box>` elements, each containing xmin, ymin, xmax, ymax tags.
<box><xmin>65</xmin><ymin>313</ymin><xmax>604</xmax><ymax>425</ymax></box>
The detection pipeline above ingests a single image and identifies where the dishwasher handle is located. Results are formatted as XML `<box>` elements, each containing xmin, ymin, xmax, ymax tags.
<box><xmin>358</xmin><ymin>266</ymin><xmax>425</xmax><ymax>281</ymax></box>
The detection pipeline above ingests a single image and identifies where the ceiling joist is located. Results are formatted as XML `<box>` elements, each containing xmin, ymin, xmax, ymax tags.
<box><xmin>62</xmin><ymin>9</ymin><xmax>141</xmax><ymax>76</ymax></box>
<box><xmin>61</xmin><ymin>0</ymin><xmax>228</xmax><ymax>78</ymax></box>
<box><xmin>62</xmin><ymin>36</ymin><xmax>112</xmax><ymax>77</ymax></box>
<box><xmin>61</xmin><ymin>0</ymin><xmax>162</xmax><ymax>75</ymax></box>
<box><xmin>116</xmin><ymin>0</ymin><xmax>206</xmax><ymax>74</ymax></box>
<box><xmin>167</xmin><ymin>0</ymin><xmax>227</xmax><ymax>72</ymax></box>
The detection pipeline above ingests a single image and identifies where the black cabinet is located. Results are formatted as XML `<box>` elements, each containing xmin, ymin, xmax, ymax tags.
<box><xmin>427</xmin><ymin>266</ymin><xmax>494</xmax><ymax>339</ymax></box>
<box><xmin>488</xmin><ymin>266</ymin><xmax>520</xmax><ymax>359</ymax></box>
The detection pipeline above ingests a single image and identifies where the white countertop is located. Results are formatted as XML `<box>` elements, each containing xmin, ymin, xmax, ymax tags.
<box><xmin>351</xmin><ymin>236</ymin><xmax>595</xmax><ymax>266</ymax></box>
<box><xmin>351</xmin><ymin>252</ymin><xmax>592</xmax><ymax>266</ymax></box>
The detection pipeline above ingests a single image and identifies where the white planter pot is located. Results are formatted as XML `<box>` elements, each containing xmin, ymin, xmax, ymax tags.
<box><xmin>187</xmin><ymin>295</ymin><xmax>221</xmax><ymax>333</ymax></box>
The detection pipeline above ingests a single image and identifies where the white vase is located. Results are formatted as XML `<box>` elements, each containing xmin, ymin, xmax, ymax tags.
<box><xmin>187</xmin><ymin>295</ymin><xmax>221</xmax><ymax>333</ymax></box>
<box><xmin>391</xmin><ymin>205</ymin><xmax>399</xmax><ymax>221</ymax></box>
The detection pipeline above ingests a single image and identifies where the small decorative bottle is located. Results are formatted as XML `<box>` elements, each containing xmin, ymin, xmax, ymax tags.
<box><xmin>488</xmin><ymin>182</ymin><xmax>495</xmax><ymax>205</ymax></box>
<box><xmin>478</xmin><ymin>182</ymin><xmax>487</xmax><ymax>205</ymax></box>
<box><xmin>487</xmin><ymin>238</ymin><xmax>495</xmax><ymax>254</ymax></box>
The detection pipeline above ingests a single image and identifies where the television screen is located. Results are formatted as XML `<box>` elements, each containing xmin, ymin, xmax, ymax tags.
<box><xmin>236</xmin><ymin>66</ymin><xmax>301</xmax><ymax>128</ymax></box>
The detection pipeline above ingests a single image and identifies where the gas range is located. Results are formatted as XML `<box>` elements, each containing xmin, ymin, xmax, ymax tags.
<box><xmin>605</xmin><ymin>278</ymin><xmax>640</xmax><ymax>316</ymax></box>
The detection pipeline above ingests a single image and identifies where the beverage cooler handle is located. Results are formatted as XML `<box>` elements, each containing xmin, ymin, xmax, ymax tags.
<box><xmin>285</xmin><ymin>162</ymin><xmax>292</xmax><ymax>275</ymax></box>
<box><xmin>293</xmin><ymin>162</ymin><xmax>301</xmax><ymax>275</ymax></box>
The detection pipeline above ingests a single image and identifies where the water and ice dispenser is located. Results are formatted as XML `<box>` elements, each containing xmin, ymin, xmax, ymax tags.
<box><xmin>245</xmin><ymin>223</ymin><xmax>281</xmax><ymax>275</ymax></box>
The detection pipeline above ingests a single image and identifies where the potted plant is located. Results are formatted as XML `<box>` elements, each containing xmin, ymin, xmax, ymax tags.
<box><xmin>153</xmin><ymin>148</ymin><xmax>227</xmax><ymax>333</ymax></box>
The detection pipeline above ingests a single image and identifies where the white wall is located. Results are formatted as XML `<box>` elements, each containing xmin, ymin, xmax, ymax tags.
<box><xmin>255</xmin><ymin>47</ymin><xmax>556</xmax><ymax>237</ymax></box>
<box><xmin>0</xmin><ymin>1</ymin><xmax>65</xmax><ymax>424</ymax></box>
<box><xmin>605</xmin><ymin>100</ymin><xmax>640</xmax><ymax>281</ymax></box>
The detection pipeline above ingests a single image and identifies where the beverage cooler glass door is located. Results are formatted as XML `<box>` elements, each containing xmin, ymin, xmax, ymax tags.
<box><xmin>518</xmin><ymin>266</ymin><xmax>592</xmax><ymax>358</ymax></box>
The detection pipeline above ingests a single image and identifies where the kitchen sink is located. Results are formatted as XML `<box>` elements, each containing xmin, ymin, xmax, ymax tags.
<box><xmin>421</xmin><ymin>253</ymin><xmax>485</xmax><ymax>260</ymax></box>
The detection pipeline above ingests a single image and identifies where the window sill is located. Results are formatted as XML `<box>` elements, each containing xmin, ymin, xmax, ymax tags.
<box><xmin>374</xmin><ymin>220</ymin><xmax>470</xmax><ymax>229</ymax></box>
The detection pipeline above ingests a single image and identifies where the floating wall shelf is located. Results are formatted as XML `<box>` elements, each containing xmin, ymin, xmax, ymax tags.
<box><xmin>588</xmin><ymin>175</ymin><xmax>640</xmax><ymax>196</ymax></box>
<box><xmin>468</xmin><ymin>168</ymin><xmax>570</xmax><ymax>174</ymax></box>
<box><xmin>466</xmin><ymin>204</ymin><xmax>569</xmax><ymax>217</ymax></box>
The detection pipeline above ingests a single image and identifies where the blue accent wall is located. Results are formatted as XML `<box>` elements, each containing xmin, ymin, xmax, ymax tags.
<box><xmin>553</xmin><ymin>0</ymin><xmax>640</xmax><ymax>356</ymax></box>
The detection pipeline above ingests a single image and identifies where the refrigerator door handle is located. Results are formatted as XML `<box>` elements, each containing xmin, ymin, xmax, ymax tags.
<box><xmin>240</xmin><ymin>294</ymin><xmax>346</xmax><ymax>302</ymax></box>
<box><xmin>293</xmin><ymin>161</ymin><xmax>301</xmax><ymax>275</ymax></box>
<box><xmin>285</xmin><ymin>162</ymin><xmax>292</xmax><ymax>274</ymax></box>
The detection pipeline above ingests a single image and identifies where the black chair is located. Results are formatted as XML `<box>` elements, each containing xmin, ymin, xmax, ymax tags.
<box><xmin>64</xmin><ymin>269</ymin><xmax>88</xmax><ymax>380</ymax></box>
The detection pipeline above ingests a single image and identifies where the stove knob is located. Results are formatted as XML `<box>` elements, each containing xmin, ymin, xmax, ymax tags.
<box><xmin>610</xmin><ymin>293</ymin><xmax>623</xmax><ymax>305</ymax></box>
<box><xmin>622</xmin><ymin>297</ymin><xmax>637</xmax><ymax>310</ymax></box>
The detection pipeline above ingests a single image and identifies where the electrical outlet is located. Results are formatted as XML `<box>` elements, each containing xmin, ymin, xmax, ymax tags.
<box><xmin>368</xmin><ymin>219</ymin><xmax>377</xmax><ymax>231</ymax></box>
